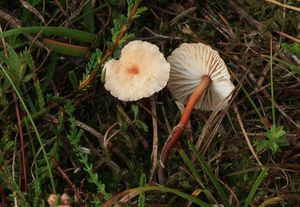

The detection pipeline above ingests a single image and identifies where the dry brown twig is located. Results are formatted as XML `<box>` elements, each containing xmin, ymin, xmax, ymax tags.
<box><xmin>265</xmin><ymin>0</ymin><xmax>300</xmax><ymax>12</ymax></box>
<box><xmin>19</xmin><ymin>0</ymin><xmax>45</xmax><ymax>23</ymax></box>
<box><xmin>149</xmin><ymin>95</ymin><xmax>158</xmax><ymax>183</ymax></box>
<box><xmin>0</xmin><ymin>9</ymin><xmax>48</xmax><ymax>51</ymax></box>
<box><xmin>51</xmin><ymin>157</ymin><xmax>84</xmax><ymax>206</ymax></box>
<box><xmin>60</xmin><ymin>1</ymin><xmax>89</xmax><ymax>27</ymax></box>
<box><xmin>79</xmin><ymin>0</ymin><xmax>142</xmax><ymax>90</ymax></box>
<box><xmin>116</xmin><ymin>103</ymin><xmax>149</xmax><ymax>149</ymax></box>
<box><xmin>233</xmin><ymin>102</ymin><xmax>263</xmax><ymax>166</ymax></box>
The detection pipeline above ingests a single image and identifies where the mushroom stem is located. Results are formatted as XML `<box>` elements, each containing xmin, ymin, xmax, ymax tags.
<box><xmin>159</xmin><ymin>75</ymin><xmax>212</xmax><ymax>183</ymax></box>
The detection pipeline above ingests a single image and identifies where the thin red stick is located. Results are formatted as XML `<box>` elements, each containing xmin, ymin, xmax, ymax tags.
<box><xmin>51</xmin><ymin>157</ymin><xmax>86</xmax><ymax>206</ymax></box>
<box><xmin>0</xmin><ymin>187</ymin><xmax>10</xmax><ymax>207</ymax></box>
<box><xmin>13</xmin><ymin>91</ymin><xmax>28</xmax><ymax>192</ymax></box>
<box><xmin>158</xmin><ymin>75</ymin><xmax>212</xmax><ymax>183</ymax></box>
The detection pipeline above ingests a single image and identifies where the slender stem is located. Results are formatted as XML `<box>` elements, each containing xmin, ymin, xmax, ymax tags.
<box><xmin>51</xmin><ymin>157</ymin><xmax>85</xmax><ymax>206</ymax></box>
<box><xmin>158</xmin><ymin>75</ymin><xmax>212</xmax><ymax>183</ymax></box>
<box><xmin>0</xmin><ymin>64</ymin><xmax>56</xmax><ymax>194</ymax></box>
<box><xmin>79</xmin><ymin>0</ymin><xmax>142</xmax><ymax>89</ymax></box>
<box><xmin>13</xmin><ymin>91</ymin><xmax>28</xmax><ymax>192</ymax></box>
<box><xmin>270</xmin><ymin>36</ymin><xmax>276</xmax><ymax>126</ymax></box>
<box><xmin>149</xmin><ymin>95</ymin><xmax>158</xmax><ymax>183</ymax></box>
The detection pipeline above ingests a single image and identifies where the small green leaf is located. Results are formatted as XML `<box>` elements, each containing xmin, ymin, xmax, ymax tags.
<box><xmin>289</xmin><ymin>65</ymin><xmax>300</xmax><ymax>73</ymax></box>
<box><xmin>133</xmin><ymin>6</ymin><xmax>147</xmax><ymax>19</ymax></box>
<box><xmin>132</xmin><ymin>104</ymin><xmax>139</xmax><ymax>120</ymax></box>
<box><xmin>7</xmin><ymin>45</ymin><xmax>21</xmax><ymax>74</ymax></box>
<box><xmin>117</xmin><ymin>112</ymin><xmax>128</xmax><ymax>131</ymax></box>
<box><xmin>101</xmin><ymin>67</ymin><xmax>106</xmax><ymax>83</ymax></box>
<box><xmin>255</xmin><ymin>125</ymin><xmax>288</xmax><ymax>154</ymax></box>
<box><xmin>127</xmin><ymin>0</ymin><xmax>135</xmax><ymax>16</ymax></box>
<box><xmin>23</xmin><ymin>73</ymin><xmax>33</xmax><ymax>82</ymax></box>
<box><xmin>135</xmin><ymin>120</ymin><xmax>148</xmax><ymax>132</ymax></box>
<box><xmin>270</xmin><ymin>142</ymin><xmax>279</xmax><ymax>154</ymax></box>
<box><xmin>282</xmin><ymin>42</ymin><xmax>300</xmax><ymax>56</ymax></box>
<box><xmin>68</xmin><ymin>70</ymin><xmax>79</xmax><ymax>89</ymax></box>
<box><xmin>255</xmin><ymin>140</ymin><xmax>269</xmax><ymax>152</ymax></box>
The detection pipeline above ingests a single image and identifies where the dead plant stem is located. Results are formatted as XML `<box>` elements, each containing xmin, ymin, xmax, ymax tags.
<box><xmin>233</xmin><ymin>102</ymin><xmax>263</xmax><ymax>166</ymax></box>
<box><xmin>13</xmin><ymin>91</ymin><xmax>28</xmax><ymax>192</ymax></box>
<box><xmin>266</xmin><ymin>0</ymin><xmax>300</xmax><ymax>12</ymax></box>
<box><xmin>51</xmin><ymin>157</ymin><xmax>86</xmax><ymax>206</ymax></box>
<box><xmin>149</xmin><ymin>95</ymin><xmax>158</xmax><ymax>183</ymax></box>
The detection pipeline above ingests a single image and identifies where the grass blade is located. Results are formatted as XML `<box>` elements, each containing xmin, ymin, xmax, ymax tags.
<box><xmin>102</xmin><ymin>185</ymin><xmax>211</xmax><ymax>207</ymax></box>
<box><xmin>270</xmin><ymin>36</ymin><xmax>276</xmax><ymax>125</ymax></box>
<box><xmin>179</xmin><ymin>148</ymin><xmax>216</xmax><ymax>203</ymax></box>
<box><xmin>42</xmin><ymin>38</ymin><xmax>89</xmax><ymax>57</ymax></box>
<box><xmin>244</xmin><ymin>167</ymin><xmax>268</xmax><ymax>207</ymax></box>
<box><xmin>0</xmin><ymin>64</ymin><xmax>56</xmax><ymax>194</ymax></box>
<box><xmin>188</xmin><ymin>141</ymin><xmax>231</xmax><ymax>207</ymax></box>
<box><xmin>0</xmin><ymin>26</ymin><xmax>97</xmax><ymax>43</ymax></box>
<box><xmin>83</xmin><ymin>1</ymin><xmax>95</xmax><ymax>34</ymax></box>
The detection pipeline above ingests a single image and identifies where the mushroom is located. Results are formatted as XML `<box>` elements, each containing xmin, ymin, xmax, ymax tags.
<box><xmin>159</xmin><ymin>42</ymin><xmax>235</xmax><ymax>183</ymax></box>
<box><xmin>104</xmin><ymin>40</ymin><xmax>170</xmax><ymax>101</ymax></box>
<box><xmin>47</xmin><ymin>193</ymin><xmax>71</xmax><ymax>207</ymax></box>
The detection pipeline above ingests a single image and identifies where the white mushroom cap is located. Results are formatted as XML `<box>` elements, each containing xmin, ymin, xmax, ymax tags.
<box><xmin>104</xmin><ymin>40</ymin><xmax>170</xmax><ymax>101</ymax></box>
<box><xmin>167</xmin><ymin>43</ymin><xmax>234</xmax><ymax>111</ymax></box>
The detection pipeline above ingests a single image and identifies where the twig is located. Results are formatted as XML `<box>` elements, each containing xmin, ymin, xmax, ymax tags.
<box><xmin>12</xmin><ymin>135</ymin><xmax>18</xmax><ymax>207</ymax></box>
<box><xmin>265</xmin><ymin>0</ymin><xmax>300</xmax><ymax>12</ymax></box>
<box><xmin>169</xmin><ymin>7</ymin><xmax>196</xmax><ymax>26</ymax></box>
<box><xmin>19</xmin><ymin>0</ymin><xmax>45</xmax><ymax>23</ymax></box>
<box><xmin>60</xmin><ymin>0</ymin><xmax>89</xmax><ymax>27</ymax></box>
<box><xmin>75</xmin><ymin>119</ymin><xmax>105</xmax><ymax>148</ymax></box>
<box><xmin>261</xmin><ymin>89</ymin><xmax>300</xmax><ymax>129</ymax></box>
<box><xmin>79</xmin><ymin>0</ymin><xmax>142</xmax><ymax>89</ymax></box>
<box><xmin>116</xmin><ymin>103</ymin><xmax>149</xmax><ymax>149</ymax></box>
<box><xmin>54</xmin><ymin>0</ymin><xmax>68</xmax><ymax>17</ymax></box>
<box><xmin>51</xmin><ymin>157</ymin><xmax>86</xmax><ymax>206</ymax></box>
<box><xmin>149</xmin><ymin>95</ymin><xmax>158</xmax><ymax>183</ymax></box>
<box><xmin>13</xmin><ymin>92</ymin><xmax>28</xmax><ymax>192</ymax></box>
<box><xmin>0</xmin><ymin>9</ymin><xmax>49</xmax><ymax>51</ymax></box>
<box><xmin>233</xmin><ymin>102</ymin><xmax>263</xmax><ymax>166</ymax></box>
<box><xmin>238</xmin><ymin>59</ymin><xmax>300</xmax><ymax>129</ymax></box>
<box><xmin>103</xmin><ymin>122</ymin><xmax>120</xmax><ymax>149</ymax></box>
<box><xmin>229</xmin><ymin>0</ymin><xmax>300</xmax><ymax>44</ymax></box>
<box><xmin>274</xmin><ymin>30</ymin><xmax>300</xmax><ymax>44</ymax></box>
<box><xmin>195</xmin><ymin>109</ymin><xmax>227</xmax><ymax>156</ymax></box>
<box><xmin>142</xmin><ymin>27</ymin><xmax>181</xmax><ymax>40</ymax></box>
<box><xmin>0</xmin><ymin>187</ymin><xmax>10</xmax><ymax>207</ymax></box>
<box><xmin>137</xmin><ymin>101</ymin><xmax>168</xmax><ymax>134</ymax></box>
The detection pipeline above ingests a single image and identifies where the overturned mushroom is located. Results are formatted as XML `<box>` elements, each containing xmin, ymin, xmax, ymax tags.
<box><xmin>104</xmin><ymin>40</ymin><xmax>170</xmax><ymax>101</ymax></box>
<box><xmin>159</xmin><ymin>43</ymin><xmax>235</xmax><ymax>183</ymax></box>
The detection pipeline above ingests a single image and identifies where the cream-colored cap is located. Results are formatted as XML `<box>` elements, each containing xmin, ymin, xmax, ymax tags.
<box><xmin>167</xmin><ymin>43</ymin><xmax>234</xmax><ymax>111</ymax></box>
<box><xmin>104</xmin><ymin>40</ymin><xmax>170</xmax><ymax>101</ymax></box>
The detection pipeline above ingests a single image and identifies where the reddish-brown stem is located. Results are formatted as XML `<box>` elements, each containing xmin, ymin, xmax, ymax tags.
<box><xmin>13</xmin><ymin>91</ymin><xmax>28</xmax><ymax>192</ymax></box>
<box><xmin>79</xmin><ymin>0</ymin><xmax>141</xmax><ymax>90</ymax></box>
<box><xmin>51</xmin><ymin>157</ymin><xmax>86</xmax><ymax>206</ymax></box>
<box><xmin>0</xmin><ymin>187</ymin><xmax>9</xmax><ymax>207</ymax></box>
<box><xmin>158</xmin><ymin>75</ymin><xmax>212</xmax><ymax>183</ymax></box>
